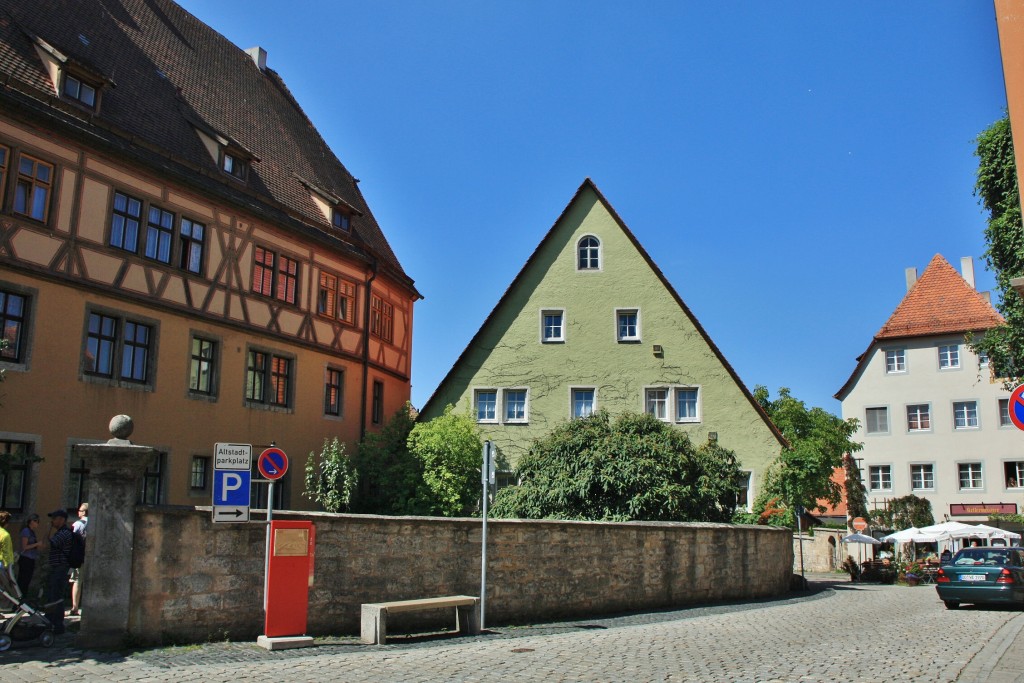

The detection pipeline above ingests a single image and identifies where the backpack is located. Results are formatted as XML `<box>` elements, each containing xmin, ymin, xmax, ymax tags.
<box><xmin>68</xmin><ymin>530</ymin><xmax>86</xmax><ymax>569</ymax></box>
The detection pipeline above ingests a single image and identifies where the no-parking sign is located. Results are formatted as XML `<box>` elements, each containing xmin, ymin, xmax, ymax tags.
<box><xmin>258</xmin><ymin>447</ymin><xmax>289</xmax><ymax>480</ymax></box>
<box><xmin>1009</xmin><ymin>385</ymin><xmax>1024</xmax><ymax>432</ymax></box>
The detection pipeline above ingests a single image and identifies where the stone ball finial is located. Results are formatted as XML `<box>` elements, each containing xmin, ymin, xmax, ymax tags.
<box><xmin>109</xmin><ymin>414</ymin><xmax>134</xmax><ymax>440</ymax></box>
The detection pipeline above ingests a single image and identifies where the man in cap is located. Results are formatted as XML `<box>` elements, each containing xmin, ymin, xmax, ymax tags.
<box><xmin>46</xmin><ymin>509</ymin><xmax>72</xmax><ymax>634</ymax></box>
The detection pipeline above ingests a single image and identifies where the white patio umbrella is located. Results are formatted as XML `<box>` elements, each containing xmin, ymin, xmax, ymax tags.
<box><xmin>880</xmin><ymin>527</ymin><xmax>940</xmax><ymax>560</ymax></box>
<box><xmin>841</xmin><ymin>533</ymin><xmax>881</xmax><ymax>545</ymax></box>
<box><xmin>949</xmin><ymin>524</ymin><xmax>1021</xmax><ymax>541</ymax></box>
<box><xmin>881</xmin><ymin>527</ymin><xmax>939</xmax><ymax>544</ymax></box>
<box><xmin>918</xmin><ymin>521</ymin><xmax>977</xmax><ymax>540</ymax></box>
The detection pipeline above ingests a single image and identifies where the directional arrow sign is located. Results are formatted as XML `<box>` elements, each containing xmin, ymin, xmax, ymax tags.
<box><xmin>213</xmin><ymin>506</ymin><xmax>250</xmax><ymax>523</ymax></box>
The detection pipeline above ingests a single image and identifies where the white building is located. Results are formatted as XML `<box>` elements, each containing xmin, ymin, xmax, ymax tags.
<box><xmin>836</xmin><ymin>255</ymin><xmax>1019</xmax><ymax>522</ymax></box>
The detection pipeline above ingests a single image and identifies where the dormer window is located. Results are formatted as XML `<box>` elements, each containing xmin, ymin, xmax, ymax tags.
<box><xmin>331</xmin><ymin>208</ymin><xmax>350</xmax><ymax>231</ymax></box>
<box><xmin>62</xmin><ymin>73</ymin><xmax>97</xmax><ymax>108</ymax></box>
<box><xmin>30</xmin><ymin>37</ymin><xmax>108</xmax><ymax>112</ymax></box>
<box><xmin>221</xmin><ymin>151</ymin><xmax>246</xmax><ymax>180</ymax></box>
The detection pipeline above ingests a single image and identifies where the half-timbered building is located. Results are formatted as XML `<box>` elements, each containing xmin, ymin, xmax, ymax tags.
<box><xmin>0</xmin><ymin>0</ymin><xmax>419</xmax><ymax>515</ymax></box>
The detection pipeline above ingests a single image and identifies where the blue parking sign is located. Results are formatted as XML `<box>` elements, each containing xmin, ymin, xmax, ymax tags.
<box><xmin>214</xmin><ymin>469</ymin><xmax>251</xmax><ymax>506</ymax></box>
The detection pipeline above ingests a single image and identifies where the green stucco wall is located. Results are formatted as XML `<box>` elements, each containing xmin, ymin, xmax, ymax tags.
<box><xmin>422</xmin><ymin>184</ymin><xmax>782</xmax><ymax>498</ymax></box>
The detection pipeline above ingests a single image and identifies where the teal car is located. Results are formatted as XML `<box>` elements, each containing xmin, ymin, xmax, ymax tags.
<box><xmin>935</xmin><ymin>547</ymin><xmax>1024</xmax><ymax>610</ymax></box>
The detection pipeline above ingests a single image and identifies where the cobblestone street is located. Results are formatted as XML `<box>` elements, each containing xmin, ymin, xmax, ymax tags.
<box><xmin>3</xmin><ymin>576</ymin><xmax>1023</xmax><ymax>682</ymax></box>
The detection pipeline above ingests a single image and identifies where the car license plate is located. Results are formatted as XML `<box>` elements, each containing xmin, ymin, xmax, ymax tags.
<box><xmin>961</xmin><ymin>574</ymin><xmax>986</xmax><ymax>582</ymax></box>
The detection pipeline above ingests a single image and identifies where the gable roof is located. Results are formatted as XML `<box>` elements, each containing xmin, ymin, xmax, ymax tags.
<box><xmin>876</xmin><ymin>254</ymin><xmax>1004</xmax><ymax>339</ymax></box>
<box><xmin>0</xmin><ymin>0</ymin><xmax>415</xmax><ymax>292</ymax></box>
<box><xmin>419</xmin><ymin>178</ymin><xmax>787</xmax><ymax>448</ymax></box>
<box><xmin>835</xmin><ymin>254</ymin><xmax>1004</xmax><ymax>399</ymax></box>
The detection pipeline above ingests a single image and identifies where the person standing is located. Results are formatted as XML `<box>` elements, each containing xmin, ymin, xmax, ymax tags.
<box><xmin>69</xmin><ymin>503</ymin><xmax>88</xmax><ymax>616</ymax></box>
<box><xmin>17</xmin><ymin>513</ymin><xmax>41</xmax><ymax>597</ymax></box>
<box><xmin>46</xmin><ymin>509</ymin><xmax>72</xmax><ymax>635</ymax></box>
<box><xmin>0</xmin><ymin>511</ymin><xmax>14</xmax><ymax>610</ymax></box>
<box><xmin>0</xmin><ymin>511</ymin><xmax>12</xmax><ymax>570</ymax></box>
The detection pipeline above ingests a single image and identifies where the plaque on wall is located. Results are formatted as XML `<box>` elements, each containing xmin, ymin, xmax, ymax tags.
<box><xmin>273</xmin><ymin>528</ymin><xmax>309</xmax><ymax>556</ymax></box>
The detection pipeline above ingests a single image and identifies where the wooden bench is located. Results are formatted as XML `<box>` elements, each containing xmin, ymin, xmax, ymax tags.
<box><xmin>360</xmin><ymin>595</ymin><xmax>481</xmax><ymax>645</ymax></box>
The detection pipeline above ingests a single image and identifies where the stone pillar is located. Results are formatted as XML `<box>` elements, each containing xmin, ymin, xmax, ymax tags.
<box><xmin>72</xmin><ymin>415</ymin><xmax>154</xmax><ymax>649</ymax></box>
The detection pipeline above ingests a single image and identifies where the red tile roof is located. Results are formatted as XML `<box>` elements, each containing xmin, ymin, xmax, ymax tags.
<box><xmin>876</xmin><ymin>254</ymin><xmax>1004</xmax><ymax>339</ymax></box>
<box><xmin>834</xmin><ymin>254</ymin><xmax>1004</xmax><ymax>400</ymax></box>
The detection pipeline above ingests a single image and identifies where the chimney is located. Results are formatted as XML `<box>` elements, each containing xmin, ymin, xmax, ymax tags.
<box><xmin>960</xmin><ymin>256</ymin><xmax>976</xmax><ymax>290</ymax></box>
<box><xmin>905</xmin><ymin>267</ymin><xmax>918</xmax><ymax>292</ymax></box>
<box><xmin>245</xmin><ymin>46</ymin><xmax>267</xmax><ymax>71</ymax></box>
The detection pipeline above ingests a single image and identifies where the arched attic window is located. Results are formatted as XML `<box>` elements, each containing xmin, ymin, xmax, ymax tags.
<box><xmin>577</xmin><ymin>235</ymin><xmax>601</xmax><ymax>271</ymax></box>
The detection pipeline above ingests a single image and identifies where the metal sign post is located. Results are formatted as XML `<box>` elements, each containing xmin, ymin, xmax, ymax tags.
<box><xmin>480</xmin><ymin>440</ymin><xmax>494</xmax><ymax>629</ymax></box>
<box><xmin>795</xmin><ymin>504</ymin><xmax>805</xmax><ymax>584</ymax></box>
<box><xmin>257</xmin><ymin>445</ymin><xmax>288</xmax><ymax>613</ymax></box>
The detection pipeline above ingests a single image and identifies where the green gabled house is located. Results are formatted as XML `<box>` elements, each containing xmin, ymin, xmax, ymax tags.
<box><xmin>419</xmin><ymin>179</ymin><xmax>785</xmax><ymax>507</ymax></box>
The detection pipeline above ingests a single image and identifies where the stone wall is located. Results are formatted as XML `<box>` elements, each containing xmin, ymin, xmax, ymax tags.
<box><xmin>128</xmin><ymin>507</ymin><xmax>793</xmax><ymax>644</ymax></box>
<box><xmin>792</xmin><ymin>529</ymin><xmax>846</xmax><ymax>573</ymax></box>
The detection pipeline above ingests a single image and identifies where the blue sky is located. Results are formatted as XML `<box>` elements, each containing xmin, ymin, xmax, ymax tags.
<box><xmin>177</xmin><ymin>1</ymin><xmax>1008</xmax><ymax>414</ymax></box>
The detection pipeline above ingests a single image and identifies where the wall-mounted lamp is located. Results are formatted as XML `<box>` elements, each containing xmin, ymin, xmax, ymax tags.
<box><xmin>652</xmin><ymin>344</ymin><xmax>663</xmax><ymax>357</ymax></box>
<box><xmin>708</xmin><ymin>432</ymin><xmax>718</xmax><ymax>443</ymax></box>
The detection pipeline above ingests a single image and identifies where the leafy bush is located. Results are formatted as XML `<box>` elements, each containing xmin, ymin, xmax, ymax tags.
<box><xmin>350</xmin><ymin>403</ymin><xmax>427</xmax><ymax>515</ymax></box>
<box><xmin>302</xmin><ymin>437</ymin><xmax>356</xmax><ymax>513</ymax></box>
<box><xmin>407</xmin><ymin>404</ymin><xmax>482</xmax><ymax>516</ymax></box>
<box><xmin>491</xmin><ymin>410</ymin><xmax>742</xmax><ymax>522</ymax></box>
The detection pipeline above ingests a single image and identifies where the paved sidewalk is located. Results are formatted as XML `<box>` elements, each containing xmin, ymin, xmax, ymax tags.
<box><xmin>2</xmin><ymin>574</ymin><xmax>1022</xmax><ymax>682</ymax></box>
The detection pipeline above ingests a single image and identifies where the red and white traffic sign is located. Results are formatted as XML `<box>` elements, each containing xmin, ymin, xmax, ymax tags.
<box><xmin>258</xmin><ymin>447</ymin><xmax>289</xmax><ymax>480</ymax></box>
<box><xmin>1009</xmin><ymin>384</ymin><xmax>1024</xmax><ymax>432</ymax></box>
<box><xmin>852</xmin><ymin>517</ymin><xmax>868</xmax><ymax>531</ymax></box>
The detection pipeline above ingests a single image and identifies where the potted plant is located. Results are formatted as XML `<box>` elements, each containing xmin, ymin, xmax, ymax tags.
<box><xmin>903</xmin><ymin>561</ymin><xmax>923</xmax><ymax>587</ymax></box>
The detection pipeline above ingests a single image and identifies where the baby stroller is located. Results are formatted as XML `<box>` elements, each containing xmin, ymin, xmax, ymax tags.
<box><xmin>0</xmin><ymin>562</ymin><xmax>56</xmax><ymax>650</ymax></box>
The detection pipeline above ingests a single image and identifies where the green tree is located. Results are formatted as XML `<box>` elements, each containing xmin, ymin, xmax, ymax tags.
<box><xmin>749</xmin><ymin>387</ymin><xmax>862</xmax><ymax>526</ymax></box>
<box><xmin>302</xmin><ymin>437</ymin><xmax>357</xmax><ymax>513</ymax></box>
<box><xmin>491</xmin><ymin>410</ymin><xmax>742</xmax><ymax>523</ymax></box>
<box><xmin>968</xmin><ymin>114</ymin><xmax>1024</xmax><ymax>384</ymax></box>
<box><xmin>844</xmin><ymin>453</ymin><xmax>870</xmax><ymax>524</ymax></box>
<box><xmin>868</xmin><ymin>494</ymin><xmax>934</xmax><ymax>530</ymax></box>
<box><xmin>350</xmin><ymin>403</ymin><xmax>427</xmax><ymax>515</ymax></box>
<box><xmin>407</xmin><ymin>404</ymin><xmax>482</xmax><ymax>516</ymax></box>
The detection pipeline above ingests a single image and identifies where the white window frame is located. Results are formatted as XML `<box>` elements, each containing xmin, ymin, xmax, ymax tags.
<box><xmin>905</xmin><ymin>403</ymin><xmax>931</xmax><ymax>432</ymax></box>
<box><xmin>885</xmin><ymin>348</ymin><xmax>906</xmax><ymax>374</ymax></box>
<box><xmin>868</xmin><ymin>464</ymin><xmax>893</xmax><ymax>492</ymax></box>
<box><xmin>540</xmin><ymin>309</ymin><xmax>565</xmax><ymax>343</ymax></box>
<box><xmin>674</xmin><ymin>386</ymin><xmax>701</xmax><ymax>423</ymax></box>
<box><xmin>576</xmin><ymin>235</ymin><xmax>602</xmax><ymax>271</ymax></box>
<box><xmin>570</xmin><ymin>387</ymin><xmax>596</xmax><ymax>419</ymax></box>
<box><xmin>999</xmin><ymin>398</ymin><xmax>1012</xmax><ymax>428</ymax></box>
<box><xmin>474</xmin><ymin>388</ymin><xmax>499</xmax><ymax>424</ymax></box>
<box><xmin>865</xmin><ymin>406</ymin><xmax>889</xmax><ymax>435</ymax></box>
<box><xmin>938</xmin><ymin>344</ymin><xmax>960</xmax><ymax>370</ymax></box>
<box><xmin>958</xmin><ymin>462</ymin><xmax>984</xmax><ymax>490</ymax></box>
<box><xmin>736</xmin><ymin>470</ymin><xmax>753</xmax><ymax>512</ymax></box>
<box><xmin>953</xmin><ymin>400</ymin><xmax>979</xmax><ymax>430</ymax></box>
<box><xmin>645</xmin><ymin>386</ymin><xmax>670</xmax><ymax>421</ymax></box>
<box><xmin>1004</xmin><ymin>461</ymin><xmax>1024</xmax><ymax>490</ymax></box>
<box><xmin>503</xmin><ymin>388</ymin><xmax>529</xmax><ymax>424</ymax></box>
<box><xmin>910</xmin><ymin>463</ymin><xmax>935</xmax><ymax>491</ymax></box>
<box><xmin>615</xmin><ymin>308</ymin><xmax>641</xmax><ymax>343</ymax></box>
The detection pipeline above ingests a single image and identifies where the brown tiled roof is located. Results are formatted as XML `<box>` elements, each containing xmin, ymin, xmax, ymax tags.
<box><xmin>0</xmin><ymin>0</ymin><xmax>414</xmax><ymax>289</ymax></box>
<box><xmin>876</xmin><ymin>254</ymin><xmax>1004</xmax><ymax>339</ymax></box>
<box><xmin>834</xmin><ymin>254</ymin><xmax>1004</xmax><ymax>400</ymax></box>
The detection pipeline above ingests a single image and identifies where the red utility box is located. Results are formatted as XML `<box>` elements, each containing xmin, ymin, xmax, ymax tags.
<box><xmin>264</xmin><ymin>520</ymin><xmax>315</xmax><ymax>638</ymax></box>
